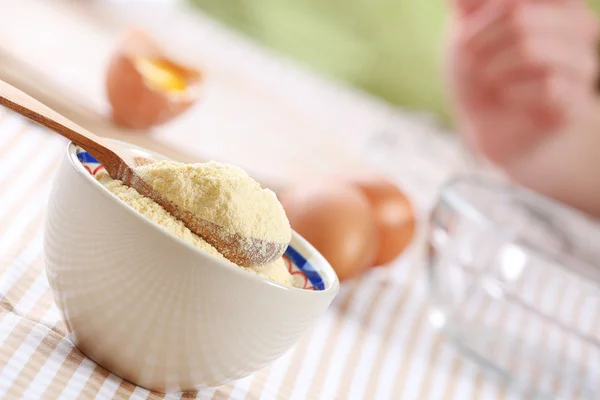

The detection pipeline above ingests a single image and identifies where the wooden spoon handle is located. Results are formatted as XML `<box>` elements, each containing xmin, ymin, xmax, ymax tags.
<box><xmin>0</xmin><ymin>79</ymin><xmax>117</xmax><ymax>165</ymax></box>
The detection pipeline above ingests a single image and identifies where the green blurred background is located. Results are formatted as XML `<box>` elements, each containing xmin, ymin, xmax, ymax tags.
<box><xmin>190</xmin><ymin>0</ymin><xmax>600</xmax><ymax>126</ymax></box>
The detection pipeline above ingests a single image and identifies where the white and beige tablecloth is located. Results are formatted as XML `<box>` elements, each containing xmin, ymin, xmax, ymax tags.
<box><xmin>0</xmin><ymin>109</ymin><xmax>513</xmax><ymax>400</ymax></box>
<box><xmin>0</xmin><ymin>1</ymin><xmax>531</xmax><ymax>399</ymax></box>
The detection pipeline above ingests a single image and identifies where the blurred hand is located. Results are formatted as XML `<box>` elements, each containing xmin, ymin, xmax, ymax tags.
<box><xmin>447</xmin><ymin>0</ymin><xmax>599</xmax><ymax>165</ymax></box>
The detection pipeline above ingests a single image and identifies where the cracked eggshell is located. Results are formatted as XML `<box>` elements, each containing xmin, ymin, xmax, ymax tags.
<box><xmin>105</xmin><ymin>29</ymin><xmax>203</xmax><ymax>131</ymax></box>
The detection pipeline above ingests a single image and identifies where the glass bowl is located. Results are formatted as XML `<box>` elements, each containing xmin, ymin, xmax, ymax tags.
<box><xmin>426</xmin><ymin>175</ymin><xmax>600</xmax><ymax>399</ymax></box>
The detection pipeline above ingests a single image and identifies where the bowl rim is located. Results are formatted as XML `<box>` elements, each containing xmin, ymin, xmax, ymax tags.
<box><xmin>434</xmin><ymin>174</ymin><xmax>600</xmax><ymax>286</ymax></box>
<box><xmin>64</xmin><ymin>140</ymin><xmax>339</xmax><ymax>296</ymax></box>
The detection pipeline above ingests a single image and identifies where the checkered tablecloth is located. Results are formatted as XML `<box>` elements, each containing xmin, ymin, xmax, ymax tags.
<box><xmin>0</xmin><ymin>103</ymin><xmax>529</xmax><ymax>399</ymax></box>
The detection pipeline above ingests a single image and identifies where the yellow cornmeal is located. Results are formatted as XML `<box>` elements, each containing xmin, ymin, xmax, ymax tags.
<box><xmin>135</xmin><ymin>160</ymin><xmax>292</xmax><ymax>244</ymax></box>
<box><xmin>97</xmin><ymin>172</ymin><xmax>293</xmax><ymax>286</ymax></box>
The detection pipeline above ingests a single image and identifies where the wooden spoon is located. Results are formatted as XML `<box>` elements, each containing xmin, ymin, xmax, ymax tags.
<box><xmin>0</xmin><ymin>79</ymin><xmax>286</xmax><ymax>267</ymax></box>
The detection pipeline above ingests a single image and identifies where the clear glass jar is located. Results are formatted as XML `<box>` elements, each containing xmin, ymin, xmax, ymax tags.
<box><xmin>426</xmin><ymin>175</ymin><xmax>600</xmax><ymax>399</ymax></box>
<box><xmin>360</xmin><ymin>110</ymin><xmax>600</xmax><ymax>397</ymax></box>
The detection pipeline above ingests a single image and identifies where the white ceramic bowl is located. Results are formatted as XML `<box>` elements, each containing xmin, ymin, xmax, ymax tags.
<box><xmin>44</xmin><ymin>140</ymin><xmax>339</xmax><ymax>393</ymax></box>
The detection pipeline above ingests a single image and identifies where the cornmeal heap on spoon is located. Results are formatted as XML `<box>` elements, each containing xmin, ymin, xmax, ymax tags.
<box><xmin>135</xmin><ymin>160</ymin><xmax>292</xmax><ymax>266</ymax></box>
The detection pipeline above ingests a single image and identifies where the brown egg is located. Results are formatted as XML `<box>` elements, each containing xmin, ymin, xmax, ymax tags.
<box><xmin>278</xmin><ymin>182</ymin><xmax>378</xmax><ymax>282</ymax></box>
<box><xmin>341</xmin><ymin>171</ymin><xmax>416</xmax><ymax>266</ymax></box>
<box><xmin>105</xmin><ymin>29</ymin><xmax>202</xmax><ymax>130</ymax></box>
